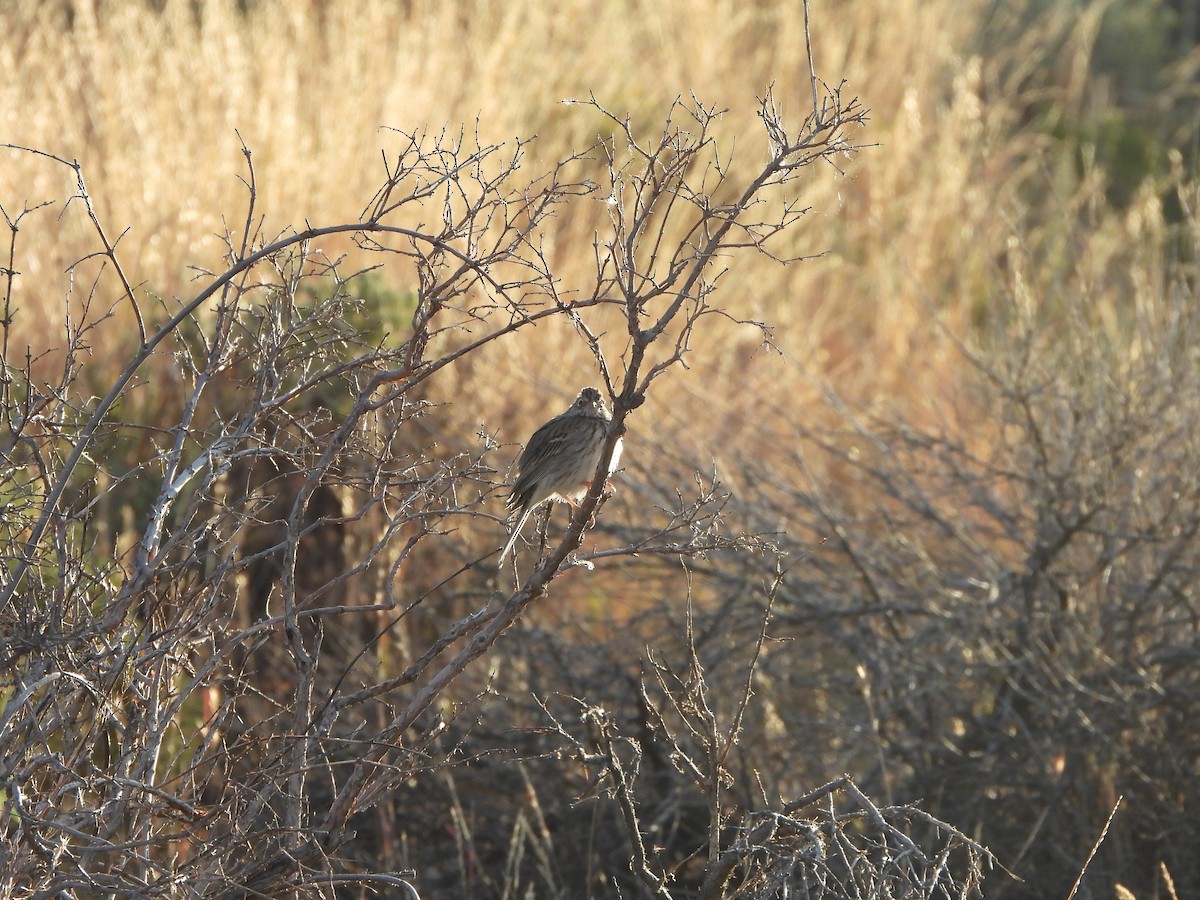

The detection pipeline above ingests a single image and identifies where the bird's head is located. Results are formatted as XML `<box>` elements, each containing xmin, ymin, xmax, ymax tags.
<box><xmin>573</xmin><ymin>386</ymin><xmax>607</xmax><ymax>416</ymax></box>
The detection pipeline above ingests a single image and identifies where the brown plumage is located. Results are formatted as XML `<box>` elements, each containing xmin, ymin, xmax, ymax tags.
<box><xmin>499</xmin><ymin>387</ymin><xmax>622</xmax><ymax>562</ymax></box>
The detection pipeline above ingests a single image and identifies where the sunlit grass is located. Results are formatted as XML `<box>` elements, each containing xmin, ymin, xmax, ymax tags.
<box><xmin>0</xmin><ymin>0</ymin><xmax>1175</xmax><ymax>472</ymax></box>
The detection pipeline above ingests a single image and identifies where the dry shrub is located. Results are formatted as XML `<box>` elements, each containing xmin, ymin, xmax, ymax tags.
<box><xmin>0</xmin><ymin>57</ymin><xmax>995</xmax><ymax>894</ymax></box>
<box><xmin>696</xmin><ymin>169</ymin><xmax>1200</xmax><ymax>898</ymax></box>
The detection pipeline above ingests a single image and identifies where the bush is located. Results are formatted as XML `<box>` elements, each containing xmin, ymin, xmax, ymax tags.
<box><xmin>706</xmin><ymin>185</ymin><xmax>1200</xmax><ymax>898</ymax></box>
<box><xmin>0</xmin><ymin>77</ymin><xmax>997</xmax><ymax>897</ymax></box>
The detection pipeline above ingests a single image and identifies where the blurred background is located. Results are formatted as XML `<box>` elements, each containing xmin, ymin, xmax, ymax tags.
<box><xmin>4</xmin><ymin>1</ymin><xmax>1200</xmax><ymax>897</ymax></box>
<box><xmin>4</xmin><ymin>0</ymin><xmax>1197</xmax><ymax>431</ymax></box>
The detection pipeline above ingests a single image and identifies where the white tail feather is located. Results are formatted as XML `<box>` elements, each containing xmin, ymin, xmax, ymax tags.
<box><xmin>498</xmin><ymin>506</ymin><xmax>533</xmax><ymax>562</ymax></box>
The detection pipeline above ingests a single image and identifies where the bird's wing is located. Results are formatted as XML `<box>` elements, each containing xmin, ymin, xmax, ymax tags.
<box><xmin>508</xmin><ymin>415</ymin><xmax>591</xmax><ymax>510</ymax></box>
<box><xmin>517</xmin><ymin>415</ymin><xmax>577</xmax><ymax>471</ymax></box>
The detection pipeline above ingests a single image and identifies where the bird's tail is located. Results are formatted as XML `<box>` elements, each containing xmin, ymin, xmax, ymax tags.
<box><xmin>498</xmin><ymin>506</ymin><xmax>532</xmax><ymax>563</ymax></box>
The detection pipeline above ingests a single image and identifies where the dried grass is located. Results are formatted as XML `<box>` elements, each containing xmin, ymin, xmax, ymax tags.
<box><xmin>2</xmin><ymin>0</ymin><xmax>1138</xmax><ymax>444</ymax></box>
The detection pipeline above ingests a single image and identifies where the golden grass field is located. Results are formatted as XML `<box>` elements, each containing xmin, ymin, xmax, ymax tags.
<box><xmin>3</xmin><ymin>0</ymin><xmax>1166</xmax><ymax>456</ymax></box>
<box><xmin>4</xmin><ymin>1</ymin><xmax>1188</xmax><ymax>633</ymax></box>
